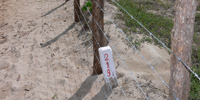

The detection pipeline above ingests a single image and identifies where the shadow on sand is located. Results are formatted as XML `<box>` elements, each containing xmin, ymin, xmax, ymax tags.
<box><xmin>68</xmin><ymin>75</ymin><xmax>97</xmax><ymax>100</ymax></box>
<box><xmin>41</xmin><ymin>23</ymin><xmax>75</xmax><ymax>48</ymax></box>
<box><xmin>41</xmin><ymin>2</ymin><xmax>66</xmax><ymax>17</ymax></box>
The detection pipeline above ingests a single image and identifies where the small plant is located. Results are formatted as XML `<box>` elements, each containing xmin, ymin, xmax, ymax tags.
<box><xmin>145</xmin><ymin>37</ymin><xmax>153</xmax><ymax>43</ymax></box>
<box><xmin>52</xmin><ymin>93</ymin><xmax>58</xmax><ymax>100</ymax></box>
<box><xmin>133</xmin><ymin>40</ymin><xmax>141</xmax><ymax>49</ymax></box>
<box><xmin>80</xmin><ymin>1</ymin><xmax>93</xmax><ymax>30</ymax></box>
<box><xmin>82</xmin><ymin>1</ymin><xmax>92</xmax><ymax>12</ymax></box>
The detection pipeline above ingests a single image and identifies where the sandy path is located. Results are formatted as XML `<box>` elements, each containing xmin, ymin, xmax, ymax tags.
<box><xmin>0</xmin><ymin>0</ymin><xmax>171</xmax><ymax>100</ymax></box>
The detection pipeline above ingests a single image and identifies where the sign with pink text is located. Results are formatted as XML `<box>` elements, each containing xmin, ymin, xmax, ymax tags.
<box><xmin>98</xmin><ymin>46</ymin><xmax>117</xmax><ymax>83</ymax></box>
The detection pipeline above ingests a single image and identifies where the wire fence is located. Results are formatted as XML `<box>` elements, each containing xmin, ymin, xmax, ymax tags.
<box><xmin>111</xmin><ymin>0</ymin><xmax>200</xmax><ymax>81</ymax></box>
<box><xmin>93</xmin><ymin>1</ymin><xmax>180</xmax><ymax>100</ymax></box>
<box><xmin>74</xmin><ymin>2</ymin><xmax>128</xmax><ymax>99</ymax></box>
<box><xmin>39</xmin><ymin>0</ymin><xmax>199</xmax><ymax>100</ymax></box>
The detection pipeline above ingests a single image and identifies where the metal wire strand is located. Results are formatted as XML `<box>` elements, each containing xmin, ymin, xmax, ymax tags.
<box><xmin>74</xmin><ymin>1</ymin><xmax>130</xmax><ymax>99</ymax></box>
<box><xmin>75</xmin><ymin>7</ymin><xmax>115</xmax><ymax>100</ymax></box>
<box><xmin>74</xmin><ymin>8</ymin><xmax>108</xmax><ymax>98</ymax></box>
<box><xmin>79</xmin><ymin>0</ymin><xmax>155</xmax><ymax>100</ymax></box>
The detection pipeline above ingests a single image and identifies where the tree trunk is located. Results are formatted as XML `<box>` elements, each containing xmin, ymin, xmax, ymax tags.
<box><xmin>74</xmin><ymin>0</ymin><xmax>80</xmax><ymax>22</ymax></box>
<box><xmin>169</xmin><ymin>0</ymin><xmax>197</xmax><ymax>100</ymax></box>
<box><xmin>92</xmin><ymin>0</ymin><xmax>106</xmax><ymax>75</ymax></box>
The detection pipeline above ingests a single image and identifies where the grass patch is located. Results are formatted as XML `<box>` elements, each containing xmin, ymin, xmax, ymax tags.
<box><xmin>190</xmin><ymin>11</ymin><xmax>200</xmax><ymax>100</ymax></box>
<box><xmin>116</xmin><ymin>0</ymin><xmax>173</xmax><ymax>47</ymax></box>
<box><xmin>135</xmin><ymin>0</ymin><xmax>172</xmax><ymax>11</ymax></box>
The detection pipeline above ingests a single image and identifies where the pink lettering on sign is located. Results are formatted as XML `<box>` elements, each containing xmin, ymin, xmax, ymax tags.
<box><xmin>105</xmin><ymin>53</ymin><xmax>110</xmax><ymax>77</ymax></box>
<box><xmin>104</xmin><ymin>54</ymin><xmax>109</xmax><ymax>61</ymax></box>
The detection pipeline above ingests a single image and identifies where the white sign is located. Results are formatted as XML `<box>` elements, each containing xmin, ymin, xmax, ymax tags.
<box><xmin>98</xmin><ymin>46</ymin><xmax>117</xmax><ymax>83</ymax></box>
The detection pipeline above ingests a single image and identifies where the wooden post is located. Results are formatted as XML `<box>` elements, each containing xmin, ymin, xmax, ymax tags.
<box><xmin>92</xmin><ymin>0</ymin><xmax>106</xmax><ymax>75</ymax></box>
<box><xmin>74</xmin><ymin>0</ymin><xmax>80</xmax><ymax>22</ymax></box>
<box><xmin>168</xmin><ymin>0</ymin><xmax>197</xmax><ymax>100</ymax></box>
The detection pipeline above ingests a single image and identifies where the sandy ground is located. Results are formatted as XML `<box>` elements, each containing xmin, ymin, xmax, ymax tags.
<box><xmin>0</xmin><ymin>0</ymin><xmax>171</xmax><ymax>100</ymax></box>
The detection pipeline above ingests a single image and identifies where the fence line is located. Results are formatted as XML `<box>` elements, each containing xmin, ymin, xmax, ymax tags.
<box><xmin>111</xmin><ymin>0</ymin><xmax>200</xmax><ymax>81</ymax></box>
<box><xmin>41</xmin><ymin>0</ymin><xmax>199</xmax><ymax>99</ymax></box>
<box><xmin>77</xmin><ymin>0</ymin><xmax>152</xmax><ymax>99</ymax></box>
<box><xmin>74</xmin><ymin>8</ymin><xmax>108</xmax><ymax>98</ymax></box>
<box><xmin>93</xmin><ymin>1</ymin><xmax>181</xmax><ymax>100</ymax></box>
<box><xmin>75</xmin><ymin>7</ymin><xmax>116</xmax><ymax>100</ymax></box>
<box><xmin>74</xmin><ymin>0</ymin><xmax>130</xmax><ymax>99</ymax></box>
<box><xmin>90</xmin><ymin>1</ymin><xmax>181</xmax><ymax>100</ymax></box>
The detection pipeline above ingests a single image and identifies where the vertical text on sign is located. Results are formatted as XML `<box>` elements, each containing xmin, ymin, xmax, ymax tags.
<box><xmin>104</xmin><ymin>53</ymin><xmax>111</xmax><ymax>77</ymax></box>
<box><xmin>99</xmin><ymin>46</ymin><xmax>117</xmax><ymax>83</ymax></box>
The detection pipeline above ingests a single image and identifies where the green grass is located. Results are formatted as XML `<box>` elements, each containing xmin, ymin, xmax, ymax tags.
<box><xmin>116</xmin><ymin>0</ymin><xmax>173</xmax><ymax>47</ymax></box>
<box><xmin>190</xmin><ymin>57</ymin><xmax>200</xmax><ymax>100</ymax></box>
<box><xmin>190</xmin><ymin>11</ymin><xmax>200</xmax><ymax>100</ymax></box>
<box><xmin>135</xmin><ymin>0</ymin><xmax>172</xmax><ymax>11</ymax></box>
<box><xmin>197</xmin><ymin>4</ymin><xmax>200</xmax><ymax>11</ymax></box>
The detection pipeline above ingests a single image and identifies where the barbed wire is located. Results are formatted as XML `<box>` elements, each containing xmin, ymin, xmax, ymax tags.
<box><xmin>43</xmin><ymin>0</ymin><xmax>174</xmax><ymax>99</ymax></box>
<box><xmin>94</xmin><ymin>1</ymin><xmax>180</xmax><ymax>100</ymax></box>
<box><xmin>47</xmin><ymin>1</ymin><xmax>106</xmax><ymax>99</ymax></box>
<box><xmin>74</xmin><ymin>7</ymin><xmax>116</xmax><ymax>100</ymax></box>
<box><xmin>40</xmin><ymin>0</ymin><xmax>200</xmax><ymax>100</ymax></box>
<box><xmin>74</xmin><ymin>8</ymin><xmax>110</xmax><ymax>99</ymax></box>
<box><xmin>111</xmin><ymin>0</ymin><xmax>200</xmax><ymax>81</ymax></box>
<box><xmin>75</xmin><ymin>0</ymin><xmax>152</xmax><ymax>100</ymax></box>
<box><xmin>74</xmin><ymin>1</ymin><xmax>132</xmax><ymax>99</ymax></box>
<box><xmin>75</xmin><ymin>4</ymin><xmax>132</xmax><ymax>99</ymax></box>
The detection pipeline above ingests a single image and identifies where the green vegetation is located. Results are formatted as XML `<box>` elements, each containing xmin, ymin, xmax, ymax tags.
<box><xmin>190</xmin><ymin>11</ymin><xmax>200</xmax><ymax>100</ymax></box>
<box><xmin>82</xmin><ymin>1</ymin><xmax>92</xmax><ymax>12</ymax></box>
<box><xmin>190</xmin><ymin>64</ymin><xmax>200</xmax><ymax>100</ymax></box>
<box><xmin>113</xmin><ymin>0</ymin><xmax>200</xmax><ymax>99</ymax></box>
<box><xmin>116</xmin><ymin>0</ymin><xmax>173</xmax><ymax>48</ymax></box>
<box><xmin>52</xmin><ymin>93</ymin><xmax>58</xmax><ymax>100</ymax></box>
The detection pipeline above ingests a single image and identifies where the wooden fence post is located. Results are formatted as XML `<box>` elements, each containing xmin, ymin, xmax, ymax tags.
<box><xmin>92</xmin><ymin>0</ymin><xmax>106</xmax><ymax>75</ymax></box>
<box><xmin>169</xmin><ymin>0</ymin><xmax>197</xmax><ymax>100</ymax></box>
<box><xmin>74</xmin><ymin>0</ymin><xmax>80</xmax><ymax>22</ymax></box>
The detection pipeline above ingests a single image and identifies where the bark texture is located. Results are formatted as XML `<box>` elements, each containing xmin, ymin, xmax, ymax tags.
<box><xmin>169</xmin><ymin>0</ymin><xmax>197</xmax><ymax>100</ymax></box>
<box><xmin>92</xmin><ymin>0</ymin><xmax>106</xmax><ymax>75</ymax></box>
<box><xmin>74</xmin><ymin>0</ymin><xmax>80</xmax><ymax>22</ymax></box>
